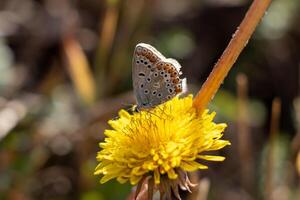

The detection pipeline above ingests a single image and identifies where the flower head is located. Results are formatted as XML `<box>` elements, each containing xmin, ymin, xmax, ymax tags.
<box><xmin>94</xmin><ymin>95</ymin><xmax>230</xmax><ymax>198</ymax></box>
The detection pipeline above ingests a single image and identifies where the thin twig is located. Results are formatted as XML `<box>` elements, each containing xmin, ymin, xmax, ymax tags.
<box><xmin>236</xmin><ymin>73</ymin><xmax>253</xmax><ymax>192</ymax></box>
<box><xmin>193</xmin><ymin>0</ymin><xmax>272</xmax><ymax>113</ymax></box>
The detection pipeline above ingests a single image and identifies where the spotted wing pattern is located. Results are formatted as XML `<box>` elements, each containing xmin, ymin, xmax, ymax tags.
<box><xmin>132</xmin><ymin>43</ymin><xmax>185</xmax><ymax>109</ymax></box>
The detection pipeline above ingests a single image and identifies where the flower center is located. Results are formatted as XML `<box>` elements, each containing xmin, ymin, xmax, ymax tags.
<box><xmin>142</xmin><ymin>143</ymin><xmax>182</xmax><ymax>175</ymax></box>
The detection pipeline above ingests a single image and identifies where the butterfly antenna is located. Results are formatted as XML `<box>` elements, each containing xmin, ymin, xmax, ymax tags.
<box><xmin>143</xmin><ymin>108</ymin><xmax>161</xmax><ymax>119</ymax></box>
<box><xmin>156</xmin><ymin>104</ymin><xmax>172</xmax><ymax>118</ymax></box>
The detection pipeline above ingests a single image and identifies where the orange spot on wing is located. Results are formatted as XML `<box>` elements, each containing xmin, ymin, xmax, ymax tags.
<box><xmin>167</xmin><ymin>68</ymin><xmax>175</xmax><ymax>73</ymax></box>
<box><xmin>172</xmin><ymin>78</ymin><xmax>179</xmax><ymax>84</ymax></box>
<box><xmin>157</xmin><ymin>62</ymin><xmax>163</xmax><ymax>70</ymax></box>
<box><xmin>163</xmin><ymin>64</ymin><xmax>172</xmax><ymax>71</ymax></box>
<box><xmin>175</xmin><ymin>85</ymin><xmax>182</xmax><ymax>93</ymax></box>
<box><xmin>142</xmin><ymin>48</ymin><xmax>147</xmax><ymax>56</ymax></box>
<box><xmin>150</xmin><ymin>54</ymin><xmax>157</xmax><ymax>62</ymax></box>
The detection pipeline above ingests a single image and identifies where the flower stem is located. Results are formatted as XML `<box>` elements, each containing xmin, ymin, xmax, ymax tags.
<box><xmin>193</xmin><ymin>0</ymin><xmax>272</xmax><ymax>113</ymax></box>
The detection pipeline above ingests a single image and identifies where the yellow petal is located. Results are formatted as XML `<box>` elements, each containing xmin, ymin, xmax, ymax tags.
<box><xmin>118</xmin><ymin>109</ymin><xmax>131</xmax><ymax>119</ymax></box>
<box><xmin>167</xmin><ymin>169</ymin><xmax>178</xmax><ymax>179</ymax></box>
<box><xmin>198</xmin><ymin>155</ymin><xmax>225</xmax><ymax>161</ymax></box>
<box><xmin>154</xmin><ymin>169</ymin><xmax>160</xmax><ymax>184</ymax></box>
<box><xmin>130</xmin><ymin>175</ymin><xmax>142</xmax><ymax>185</ymax></box>
<box><xmin>117</xmin><ymin>176</ymin><xmax>128</xmax><ymax>184</ymax></box>
<box><xmin>208</xmin><ymin>140</ymin><xmax>231</xmax><ymax>150</ymax></box>
<box><xmin>181</xmin><ymin>161</ymin><xmax>208</xmax><ymax>171</ymax></box>
<box><xmin>100</xmin><ymin>174</ymin><xmax>117</xmax><ymax>184</ymax></box>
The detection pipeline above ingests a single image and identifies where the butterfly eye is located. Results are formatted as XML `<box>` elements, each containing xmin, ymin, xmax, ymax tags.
<box><xmin>160</xmin><ymin>71</ymin><xmax>164</xmax><ymax>76</ymax></box>
<box><xmin>144</xmin><ymin>90</ymin><xmax>149</xmax><ymax>94</ymax></box>
<box><xmin>167</xmin><ymin>95</ymin><xmax>171</xmax><ymax>100</ymax></box>
<box><xmin>152</xmin><ymin>91</ymin><xmax>157</xmax><ymax>95</ymax></box>
<box><xmin>144</xmin><ymin>61</ymin><xmax>148</xmax><ymax>65</ymax></box>
<box><xmin>140</xmin><ymin>84</ymin><xmax>144</xmax><ymax>88</ymax></box>
<box><xmin>166</xmin><ymin>83</ymin><xmax>171</xmax><ymax>87</ymax></box>
<box><xmin>164</xmin><ymin>74</ymin><xmax>168</xmax><ymax>78</ymax></box>
<box><xmin>168</xmin><ymin>88</ymin><xmax>174</xmax><ymax>94</ymax></box>
<box><xmin>136</xmin><ymin>60</ymin><xmax>140</xmax><ymax>64</ymax></box>
<box><xmin>147</xmin><ymin>77</ymin><xmax>151</xmax><ymax>82</ymax></box>
<box><xmin>147</xmin><ymin>65</ymin><xmax>151</xmax><ymax>69</ymax></box>
<box><xmin>157</xmin><ymin>93</ymin><xmax>162</xmax><ymax>97</ymax></box>
<box><xmin>154</xmin><ymin>73</ymin><xmax>158</xmax><ymax>77</ymax></box>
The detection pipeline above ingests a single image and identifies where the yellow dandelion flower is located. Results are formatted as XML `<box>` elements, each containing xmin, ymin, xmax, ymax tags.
<box><xmin>94</xmin><ymin>95</ymin><xmax>230</xmax><ymax>198</ymax></box>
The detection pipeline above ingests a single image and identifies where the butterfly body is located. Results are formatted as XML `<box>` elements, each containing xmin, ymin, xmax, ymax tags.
<box><xmin>132</xmin><ymin>43</ymin><xmax>185</xmax><ymax>110</ymax></box>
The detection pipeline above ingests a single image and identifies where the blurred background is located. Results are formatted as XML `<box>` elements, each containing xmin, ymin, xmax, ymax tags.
<box><xmin>0</xmin><ymin>0</ymin><xmax>299</xmax><ymax>199</ymax></box>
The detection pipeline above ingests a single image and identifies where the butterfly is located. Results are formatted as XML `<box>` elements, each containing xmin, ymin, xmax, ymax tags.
<box><xmin>132</xmin><ymin>43</ymin><xmax>186</xmax><ymax>110</ymax></box>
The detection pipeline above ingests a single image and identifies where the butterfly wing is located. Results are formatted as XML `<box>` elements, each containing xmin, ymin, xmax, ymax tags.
<box><xmin>132</xmin><ymin>43</ymin><xmax>185</xmax><ymax>109</ymax></box>
<box><xmin>132</xmin><ymin>43</ymin><xmax>162</xmax><ymax>108</ymax></box>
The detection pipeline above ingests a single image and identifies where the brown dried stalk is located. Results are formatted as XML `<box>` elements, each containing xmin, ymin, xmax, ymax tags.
<box><xmin>265</xmin><ymin>98</ymin><xmax>281</xmax><ymax>200</ymax></box>
<box><xmin>236</xmin><ymin>73</ymin><xmax>254</xmax><ymax>191</ymax></box>
<box><xmin>193</xmin><ymin>0</ymin><xmax>272</xmax><ymax>113</ymax></box>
